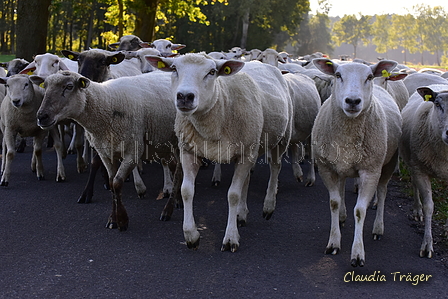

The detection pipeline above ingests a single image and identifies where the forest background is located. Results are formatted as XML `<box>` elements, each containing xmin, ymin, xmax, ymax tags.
<box><xmin>0</xmin><ymin>0</ymin><xmax>447</xmax><ymax>66</ymax></box>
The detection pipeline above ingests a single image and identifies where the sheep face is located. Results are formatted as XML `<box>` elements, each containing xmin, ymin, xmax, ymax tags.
<box><xmin>109</xmin><ymin>35</ymin><xmax>144</xmax><ymax>51</ymax></box>
<box><xmin>148</xmin><ymin>39</ymin><xmax>186</xmax><ymax>57</ymax></box>
<box><xmin>417</xmin><ymin>87</ymin><xmax>448</xmax><ymax>145</ymax></box>
<box><xmin>0</xmin><ymin>75</ymin><xmax>36</xmax><ymax>108</ymax></box>
<box><xmin>0</xmin><ymin>59</ymin><xmax>30</xmax><ymax>76</ymax></box>
<box><xmin>61</xmin><ymin>50</ymin><xmax>125</xmax><ymax>82</ymax></box>
<box><xmin>145</xmin><ymin>53</ymin><xmax>245</xmax><ymax>115</ymax></box>
<box><xmin>34</xmin><ymin>72</ymin><xmax>89</xmax><ymax>128</ymax></box>
<box><xmin>313</xmin><ymin>59</ymin><xmax>397</xmax><ymax>118</ymax></box>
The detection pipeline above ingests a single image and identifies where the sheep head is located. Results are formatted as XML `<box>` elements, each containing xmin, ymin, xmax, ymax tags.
<box><xmin>313</xmin><ymin>58</ymin><xmax>397</xmax><ymax>118</ymax></box>
<box><xmin>417</xmin><ymin>86</ymin><xmax>448</xmax><ymax>145</ymax></box>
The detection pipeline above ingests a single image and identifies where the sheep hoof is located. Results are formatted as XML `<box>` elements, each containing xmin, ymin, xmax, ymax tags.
<box><xmin>118</xmin><ymin>224</ymin><xmax>128</xmax><ymax>232</ymax></box>
<box><xmin>419</xmin><ymin>250</ymin><xmax>433</xmax><ymax>258</ymax></box>
<box><xmin>221</xmin><ymin>242</ymin><xmax>239</xmax><ymax>252</ymax></box>
<box><xmin>371</xmin><ymin>203</ymin><xmax>377</xmax><ymax>210</ymax></box>
<box><xmin>237</xmin><ymin>219</ymin><xmax>247</xmax><ymax>227</ymax></box>
<box><xmin>212</xmin><ymin>180</ymin><xmax>220</xmax><ymax>187</ymax></box>
<box><xmin>37</xmin><ymin>176</ymin><xmax>45</xmax><ymax>181</ymax></box>
<box><xmin>351</xmin><ymin>257</ymin><xmax>365</xmax><ymax>267</ymax></box>
<box><xmin>1</xmin><ymin>181</ymin><xmax>8</xmax><ymax>187</ymax></box>
<box><xmin>160</xmin><ymin>214</ymin><xmax>171</xmax><ymax>221</ymax></box>
<box><xmin>373</xmin><ymin>234</ymin><xmax>382</xmax><ymax>241</ymax></box>
<box><xmin>187</xmin><ymin>239</ymin><xmax>200</xmax><ymax>250</ymax></box>
<box><xmin>103</xmin><ymin>183</ymin><xmax>110</xmax><ymax>190</ymax></box>
<box><xmin>325</xmin><ymin>246</ymin><xmax>339</xmax><ymax>255</ymax></box>
<box><xmin>106</xmin><ymin>220</ymin><xmax>118</xmax><ymax>229</ymax></box>
<box><xmin>262</xmin><ymin>211</ymin><xmax>274</xmax><ymax>220</ymax></box>
<box><xmin>56</xmin><ymin>176</ymin><xmax>66</xmax><ymax>182</ymax></box>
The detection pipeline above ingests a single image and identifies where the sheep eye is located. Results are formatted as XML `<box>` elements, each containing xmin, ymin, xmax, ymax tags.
<box><xmin>335</xmin><ymin>72</ymin><xmax>342</xmax><ymax>79</ymax></box>
<box><xmin>66</xmin><ymin>84</ymin><xmax>73</xmax><ymax>90</ymax></box>
<box><xmin>366</xmin><ymin>74</ymin><xmax>374</xmax><ymax>81</ymax></box>
<box><xmin>208</xmin><ymin>69</ymin><xmax>216</xmax><ymax>76</ymax></box>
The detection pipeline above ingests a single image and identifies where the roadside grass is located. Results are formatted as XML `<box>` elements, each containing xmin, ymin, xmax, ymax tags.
<box><xmin>0</xmin><ymin>54</ymin><xmax>16</xmax><ymax>62</ymax></box>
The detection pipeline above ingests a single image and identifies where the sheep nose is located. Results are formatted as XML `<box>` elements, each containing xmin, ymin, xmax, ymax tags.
<box><xmin>37</xmin><ymin>113</ymin><xmax>49</xmax><ymax>124</ymax></box>
<box><xmin>345</xmin><ymin>98</ymin><xmax>361</xmax><ymax>106</ymax></box>
<box><xmin>176</xmin><ymin>92</ymin><xmax>195</xmax><ymax>108</ymax></box>
<box><xmin>12</xmin><ymin>99</ymin><xmax>21</xmax><ymax>107</ymax></box>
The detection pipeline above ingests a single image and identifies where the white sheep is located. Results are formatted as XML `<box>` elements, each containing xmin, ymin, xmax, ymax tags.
<box><xmin>399</xmin><ymin>84</ymin><xmax>448</xmax><ymax>258</ymax></box>
<box><xmin>145</xmin><ymin>53</ymin><xmax>292</xmax><ymax>252</ymax></box>
<box><xmin>145</xmin><ymin>39</ymin><xmax>186</xmax><ymax>57</ymax></box>
<box><xmin>19</xmin><ymin>53</ymin><xmax>78</xmax><ymax>78</ymax></box>
<box><xmin>373</xmin><ymin>72</ymin><xmax>409</xmax><ymax>111</ymax></box>
<box><xmin>311</xmin><ymin>58</ymin><xmax>402</xmax><ymax>267</ymax></box>
<box><xmin>108</xmin><ymin>34</ymin><xmax>146</xmax><ymax>51</ymax></box>
<box><xmin>258</xmin><ymin>48</ymin><xmax>320</xmax><ymax>185</ymax></box>
<box><xmin>0</xmin><ymin>74</ymin><xmax>66</xmax><ymax>186</ymax></box>
<box><xmin>19</xmin><ymin>52</ymin><xmax>86</xmax><ymax>173</ymax></box>
<box><xmin>123</xmin><ymin>48</ymin><xmax>161</xmax><ymax>73</ymax></box>
<box><xmin>403</xmin><ymin>72</ymin><xmax>447</xmax><ymax>97</ymax></box>
<box><xmin>34</xmin><ymin>70</ymin><xmax>179</xmax><ymax>230</ymax></box>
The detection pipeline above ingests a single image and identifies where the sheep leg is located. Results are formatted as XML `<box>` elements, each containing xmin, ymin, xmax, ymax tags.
<box><xmin>412</xmin><ymin>182</ymin><xmax>423</xmax><ymax>222</ymax></box>
<box><xmin>77</xmin><ymin>153</ymin><xmax>102</xmax><ymax>203</ymax></box>
<box><xmin>49</xmin><ymin>127</ymin><xmax>66</xmax><ymax>182</ymax></box>
<box><xmin>290</xmin><ymin>144</ymin><xmax>304</xmax><ymax>183</ymax></box>
<box><xmin>304</xmin><ymin>139</ymin><xmax>316</xmax><ymax>187</ymax></box>
<box><xmin>372</xmin><ymin>151</ymin><xmax>398</xmax><ymax>239</ymax></box>
<box><xmin>180</xmin><ymin>152</ymin><xmax>201</xmax><ymax>249</ymax></box>
<box><xmin>413</xmin><ymin>173</ymin><xmax>434</xmax><ymax>258</ymax></box>
<box><xmin>160</xmin><ymin>153</ymin><xmax>182</xmax><ymax>221</ymax></box>
<box><xmin>132</xmin><ymin>164</ymin><xmax>146</xmax><ymax>198</ymax></box>
<box><xmin>262</xmin><ymin>145</ymin><xmax>287</xmax><ymax>220</ymax></box>
<box><xmin>350</xmin><ymin>171</ymin><xmax>381</xmax><ymax>267</ymax></box>
<box><xmin>74</xmin><ymin>124</ymin><xmax>88</xmax><ymax>173</ymax></box>
<box><xmin>1</xmin><ymin>128</ymin><xmax>16</xmax><ymax>186</ymax></box>
<box><xmin>237</xmin><ymin>171</ymin><xmax>251</xmax><ymax>227</ymax></box>
<box><xmin>211</xmin><ymin>163</ymin><xmax>221</xmax><ymax>186</ymax></box>
<box><xmin>161</xmin><ymin>158</ymin><xmax>174</xmax><ymax>197</ymax></box>
<box><xmin>322</xmin><ymin>173</ymin><xmax>346</xmax><ymax>256</ymax></box>
<box><xmin>222</xmin><ymin>161</ymin><xmax>253</xmax><ymax>252</ymax></box>
<box><xmin>32</xmin><ymin>134</ymin><xmax>45</xmax><ymax>180</ymax></box>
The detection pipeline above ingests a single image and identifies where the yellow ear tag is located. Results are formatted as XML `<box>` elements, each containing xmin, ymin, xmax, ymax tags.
<box><xmin>224</xmin><ymin>66</ymin><xmax>232</xmax><ymax>74</ymax></box>
<box><xmin>39</xmin><ymin>83</ymin><xmax>44</xmax><ymax>88</ymax></box>
<box><xmin>157</xmin><ymin>61</ymin><xmax>166</xmax><ymax>69</ymax></box>
<box><xmin>326</xmin><ymin>61</ymin><xmax>333</xmax><ymax>65</ymax></box>
<box><xmin>27</xmin><ymin>71</ymin><xmax>34</xmax><ymax>75</ymax></box>
<box><xmin>80</xmin><ymin>80</ymin><xmax>86</xmax><ymax>88</ymax></box>
<box><xmin>424</xmin><ymin>94</ymin><xmax>432</xmax><ymax>101</ymax></box>
<box><xmin>68</xmin><ymin>54</ymin><xmax>74</xmax><ymax>60</ymax></box>
<box><xmin>382</xmin><ymin>70</ymin><xmax>391</xmax><ymax>78</ymax></box>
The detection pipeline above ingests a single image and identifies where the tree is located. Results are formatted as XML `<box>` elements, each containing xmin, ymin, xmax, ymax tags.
<box><xmin>16</xmin><ymin>0</ymin><xmax>52</xmax><ymax>61</ymax></box>
<box><xmin>332</xmin><ymin>14</ymin><xmax>371</xmax><ymax>58</ymax></box>
<box><xmin>390</xmin><ymin>14</ymin><xmax>418</xmax><ymax>64</ymax></box>
<box><xmin>371</xmin><ymin>14</ymin><xmax>393</xmax><ymax>58</ymax></box>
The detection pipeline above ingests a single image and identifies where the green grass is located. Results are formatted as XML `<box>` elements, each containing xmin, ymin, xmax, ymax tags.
<box><xmin>0</xmin><ymin>54</ymin><xmax>16</xmax><ymax>63</ymax></box>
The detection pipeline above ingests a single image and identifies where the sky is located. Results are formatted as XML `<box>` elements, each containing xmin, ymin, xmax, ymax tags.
<box><xmin>309</xmin><ymin>0</ymin><xmax>448</xmax><ymax>17</ymax></box>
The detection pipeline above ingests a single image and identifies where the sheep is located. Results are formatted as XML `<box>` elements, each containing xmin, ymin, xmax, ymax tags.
<box><xmin>61</xmin><ymin>49</ymin><xmax>142</xmax><ymax>82</ymax></box>
<box><xmin>0</xmin><ymin>58</ymin><xmax>30</xmax><ymax>77</ymax></box>
<box><xmin>399</xmin><ymin>84</ymin><xmax>448</xmax><ymax>258</ymax></box>
<box><xmin>258</xmin><ymin>48</ymin><xmax>320</xmax><ymax>185</ymax></box>
<box><xmin>19</xmin><ymin>53</ymin><xmax>86</xmax><ymax>173</ymax></box>
<box><xmin>311</xmin><ymin>58</ymin><xmax>402</xmax><ymax>267</ymax></box>
<box><xmin>207</xmin><ymin>51</ymin><xmax>228</xmax><ymax>60</ymax></box>
<box><xmin>108</xmin><ymin>34</ymin><xmax>146</xmax><ymax>51</ymax></box>
<box><xmin>403</xmin><ymin>72</ymin><xmax>447</xmax><ymax>97</ymax></box>
<box><xmin>19</xmin><ymin>53</ymin><xmax>78</xmax><ymax>77</ymax></box>
<box><xmin>0</xmin><ymin>67</ymin><xmax>6</xmax><ymax>97</ymax></box>
<box><xmin>0</xmin><ymin>74</ymin><xmax>65</xmax><ymax>186</ymax></box>
<box><xmin>146</xmin><ymin>39</ymin><xmax>186</xmax><ymax>57</ymax></box>
<box><xmin>61</xmin><ymin>48</ymin><xmax>154</xmax><ymax>204</ymax></box>
<box><xmin>145</xmin><ymin>53</ymin><xmax>292</xmax><ymax>252</ymax></box>
<box><xmin>373</xmin><ymin>72</ymin><xmax>409</xmax><ymax>111</ymax></box>
<box><xmin>123</xmin><ymin>48</ymin><xmax>162</xmax><ymax>73</ymax></box>
<box><xmin>34</xmin><ymin>70</ymin><xmax>179</xmax><ymax>230</ymax></box>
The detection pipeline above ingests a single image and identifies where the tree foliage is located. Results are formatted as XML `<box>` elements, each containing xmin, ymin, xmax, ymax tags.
<box><xmin>332</xmin><ymin>14</ymin><xmax>371</xmax><ymax>58</ymax></box>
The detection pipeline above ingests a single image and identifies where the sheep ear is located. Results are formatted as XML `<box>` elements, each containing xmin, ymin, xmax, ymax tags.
<box><xmin>78</xmin><ymin>77</ymin><xmax>90</xmax><ymax>89</ymax></box>
<box><xmin>313</xmin><ymin>58</ymin><xmax>338</xmax><ymax>75</ymax></box>
<box><xmin>0</xmin><ymin>77</ymin><xmax>7</xmax><ymax>85</ymax></box>
<box><xmin>29</xmin><ymin>75</ymin><xmax>45</xmax><ymax>86</ymax></box>
<box><xmin>139</xmin><ymin>42</ymin><xmax>151</xmax><ymax>48</ymax></box>
<box><xmin>144</xmin><ymin>56</ymin><xmax>174</xmax><ymax>72</ymax></box>
<box><xmin>371</xmin><ymin>60</ymin><xmax>397</xmax><ymax>78</ymax></box>
<box><xmin>58</xmin><ymin>60</ymin><xmax>70</xmax><ymax>71</ymax></box>
<box><xmin>171</xmin><ymin>43</ymin><xmax>186</xmax><ymax>51</ymax></box>
<box><xmin>106</xmin><ymin>52</ymin><xmax>125</xmax><ymax>65</ymax></box>
<box><xmin>108</xmin><ymin>42</ymin><xmax>119</xmax><ymax>50</ymax></box>
<box><xmin>387</xmin><ymin>73</ymin><xmax>407</xmax><ymax>81</ymax></box>
<box><xmin>19</xmin><ymin>61</ymin><xmax>36</xmax><ymax>75</ymax></box>
<box><xmin>216</xmin><ymin>60</ymin><xmax>245</xmax><ymax>76</ymax></box>
<box><xmin>0</xmin><ymin>62</ymin><xmax>7</xmax><ymax>68</ymax></box>
<box><xmin>61</xmin><ymin>50</ymin><xmax>80</xmax><ymax>61</ymax></box>
<box><xmin>417</xmin><ymin>87</ymin><xmax>437</xmax><ymax>102</ymax></box>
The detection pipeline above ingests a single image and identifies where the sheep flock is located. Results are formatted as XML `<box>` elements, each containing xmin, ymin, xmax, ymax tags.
<box><xmin>1</xmin><ymin>35</ymin><xmax>448</xmax><ymax>267</ymax></box>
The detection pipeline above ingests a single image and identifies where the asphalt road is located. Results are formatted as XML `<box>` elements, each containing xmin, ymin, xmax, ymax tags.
<box><xmin>0</xmin><ymin>142</ymin><xmax>447</xmax><ymax>298</ymax></box>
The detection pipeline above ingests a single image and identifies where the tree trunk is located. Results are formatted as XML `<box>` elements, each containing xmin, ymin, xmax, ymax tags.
<box><xmin>16</xmin><ymin>0</ymin><xmax>51</xmax><ymax>61</ymax></box>
<box><xmin>240</xmin><ymin>10</ymin><xmax>250</xmax><ymax>49</ymax></box>
<box><xmin>135</xmin><ymin>0</ymin><xmax>159</xmax><ymax>42</ymax></box>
